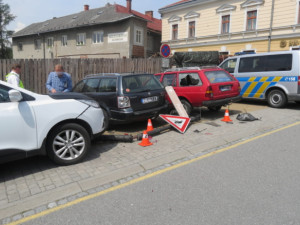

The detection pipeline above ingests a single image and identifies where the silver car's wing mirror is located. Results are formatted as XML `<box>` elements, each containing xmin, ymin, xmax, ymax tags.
<box><xmin>9</xmin><ymin>89</ymin><xmax>23</xmax><ymax>102</ymax></box>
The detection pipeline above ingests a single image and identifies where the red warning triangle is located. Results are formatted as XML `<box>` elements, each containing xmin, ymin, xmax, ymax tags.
<box><xmin>159</xmin><ymin>115</ymin><xmax>191</xmax><ymax>133</ymax></box>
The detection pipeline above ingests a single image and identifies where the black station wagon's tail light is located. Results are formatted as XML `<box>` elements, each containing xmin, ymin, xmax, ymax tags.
<box><xmin>118</xmin><ymin>96</ymin><xmax>131</xmax><ymax>108</ymax></box>
<box><xmin>205</xmin><ymin>86</ymin><xmax>213</xmax><ymax>98</ymax></box>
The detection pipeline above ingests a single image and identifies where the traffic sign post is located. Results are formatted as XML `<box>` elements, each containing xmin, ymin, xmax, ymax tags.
<box><xmin>159</xmin><ymin>115</ymin><xmax>191</xmax><ymax>133</ymax></box>
<box><xmin>160</xmin><ymin>44</ymin><xmax>171</xmax><ymax>58</ymax></box>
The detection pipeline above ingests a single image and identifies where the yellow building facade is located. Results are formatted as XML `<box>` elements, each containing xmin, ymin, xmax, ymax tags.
<box><xmin>159</xmin><ymin>0</ymin><xmax>300</xmax><ymax>55</ymax></box>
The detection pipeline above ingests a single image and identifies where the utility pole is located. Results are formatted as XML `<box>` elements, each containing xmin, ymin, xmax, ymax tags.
<box><xmin>268</xmin><ymin>0</ymin><xmax>275</xmax><ymax>52</ymax></box>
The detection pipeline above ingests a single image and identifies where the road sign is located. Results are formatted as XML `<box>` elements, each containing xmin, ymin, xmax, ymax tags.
<box><xmin>160</xmin><ymin>44</ymin><xmax>171</xmax><ymax>58</ymax></box>
<box><xmin>159</xmin><ymin>115</ymin><xmax>191</xmax><ymax>133</ymax></box>
<box><xmin>165</xmin><ymin>86</ymin><xmax>189</xmax><ymax>118</ymax></box>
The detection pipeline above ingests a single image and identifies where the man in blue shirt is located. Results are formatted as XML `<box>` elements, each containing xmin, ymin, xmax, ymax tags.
<box><xmin>46</xmin><ymin>64</ymin><xmax>72</xmax><ymax>93</ymax></box>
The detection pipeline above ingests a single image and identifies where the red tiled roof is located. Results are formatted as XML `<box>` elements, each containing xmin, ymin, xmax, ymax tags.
<box><xmin>115</xmin><ymin>4</ymin><xmax>161</xmax><ymax>33</ymax></box>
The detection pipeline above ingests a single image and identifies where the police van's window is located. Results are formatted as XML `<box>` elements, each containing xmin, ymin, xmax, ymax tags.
<box><xmin>238</xmin><ymin>54</ymin><xmax>292</xmax><ymax>73</ymax></box>
<box><xmin>220</xmin><ymin>59</ymin><xmax>237</xmax><ymax>74</ymax></box>
<box><xmin>205</xmin><ymin>70</ymin><xmax>234</xmax><ymax>83</ymax></box>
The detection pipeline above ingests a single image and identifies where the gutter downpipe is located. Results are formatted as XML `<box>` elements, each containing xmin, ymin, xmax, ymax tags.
<box><xmin>268</xmin><ymin>0</ymin><xmax>275</xmax><ymax>52</ymax></box>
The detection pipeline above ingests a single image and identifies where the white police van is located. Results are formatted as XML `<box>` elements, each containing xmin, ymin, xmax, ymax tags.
<box><xmin>219</xmin><ymin>51</ymin><xmax>300</xmax><ymax>108</ymax></box>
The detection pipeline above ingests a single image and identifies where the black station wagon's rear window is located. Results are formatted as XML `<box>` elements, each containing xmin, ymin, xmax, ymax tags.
<box><xmin>205</xmin><ymin>70</ymin><xmax>234</xmax><ymax>83</ymax></box>
<box><xmin>123</xmin><ymin>74</ymin><xmax>163</xmax><ymax>93</ymax></box>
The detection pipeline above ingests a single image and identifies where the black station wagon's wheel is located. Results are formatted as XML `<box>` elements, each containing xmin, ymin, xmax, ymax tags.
<box><xmin>208</xmin><ymin>106</ymin><xmax>222</xmax><ymax>112</ymax></box>
<box><xmin>267</xmin><ymin>89</ymin><xmax>287</xmax><ymax>108</ymax></box>
<box><xmin>169</xmin><ymin>99</ymin><xmax>192</xmax><ymax>115</ymax></box>
<box><xmin>46</xmin><ymin>123</ymin><xmax>90</xmax><ymax>165</ymax></box>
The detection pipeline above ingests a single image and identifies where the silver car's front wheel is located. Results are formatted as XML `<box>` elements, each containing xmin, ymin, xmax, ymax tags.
<box><xmin>53</xmin><ymin>130</ymin><xmax>86</xmax><ymax>160</ymax></box>
<box><xmin>47</xmin><ymin>123</ymin><xmax>91</xmax><ymax>165</ymax></box>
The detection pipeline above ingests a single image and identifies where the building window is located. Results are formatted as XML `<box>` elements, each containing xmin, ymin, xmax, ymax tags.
<box><xmin>188</xmin><ymin>21</ymin><xmax>195</xmax><ymax>38</ymax></box>
<box><xmin>47</xmin><ymin>37</ymin><xmax>54</xmax><ymax>48</ymax></box>
<box><xmin>172</xmin><ymin>24</ymin><xmax>178</xmax><ymax>40</ymax></box>
<box><xmin>134</xmin><ymin>27</ymin><xmax>143</xmax><ymax>45</ymax></box>
<box><xmin>136</xmin><ymin>30</ymin><xmax>142</xmax><ymax>43</ymax></box>
<box><xmin>93</xmin><ymin>31</ymin><xmax>104</xmax><ymax>44</ymax></box>
<box><xmin>34</xmin><ymin>39</ymin><xmax>41</xmax><ymax>50</ymax></box>
<box><xmin>221</xmin><ymin>15</ymin><xmax>230</xmax><ymax>34</ymax></box>
<box><xmin>17</xmin><ymin>42</ymin><xmax>23</xmax><ymax>51</ymax></box>
<box><xmin>77</xmin><ymin>33</ymin><xmax>86</xmax><ymax>45</ymax></box>
<box><xmin>61</xmin><ymin>35</ymin><xmax>68</xmax><ymax>46</ymax></box>
<box><xmin>247</xmin><ymin>10</ymin><xmax>257</xmax><ymax>30</ymax></box>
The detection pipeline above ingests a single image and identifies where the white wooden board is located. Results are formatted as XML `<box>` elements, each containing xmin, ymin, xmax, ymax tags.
<box><xmin>165</xmin><ymin>86</ymin><xmax>189</xmax><ymax>118</ymax></box>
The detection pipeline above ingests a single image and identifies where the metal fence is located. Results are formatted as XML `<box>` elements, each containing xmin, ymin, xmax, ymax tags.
<box><xmin>0</xmin><ymin>58</ymin><xmax>163</xmax><ymax>94</ymax></box>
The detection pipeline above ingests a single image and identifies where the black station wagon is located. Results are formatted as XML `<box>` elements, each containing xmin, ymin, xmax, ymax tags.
<box><xmin>73</xmin><ymin>73</ymin><xmax>168</xmax><ymax>129</ymax></box>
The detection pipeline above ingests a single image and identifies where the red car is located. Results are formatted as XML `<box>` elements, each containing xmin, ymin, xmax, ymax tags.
<box><xmin>155</xmin><ymin>67</ymin><xmax>241</xmax><ymax>115</ymax></box>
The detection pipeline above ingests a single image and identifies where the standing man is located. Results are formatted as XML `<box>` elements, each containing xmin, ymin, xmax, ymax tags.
<box><xmin>46</xmin><ymin>64</ymin><xmax>72</xmax><ymax>93</ymax></box>
<box><xmin>6</xmin><ymin>63</ymin><xmax>24</xmax><ymax>88</ymax></box>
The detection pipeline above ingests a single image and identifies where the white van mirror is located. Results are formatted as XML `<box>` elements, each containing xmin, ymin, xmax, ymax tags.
<box><xmin>9</xmin><ymin>90</ymin><xmax>23</xmax><ymax>102</ymax></box>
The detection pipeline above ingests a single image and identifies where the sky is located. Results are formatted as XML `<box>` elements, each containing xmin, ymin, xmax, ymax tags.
<box><xmin>3</xmin><ymin>0</ymin><xmax>177</xmax><ymax>32</ymax></box>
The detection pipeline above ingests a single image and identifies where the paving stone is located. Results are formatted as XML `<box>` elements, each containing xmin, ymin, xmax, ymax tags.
<box><xmin>12</xmin><ymin>214</ymin><xmax>22</xmax><ymax>221</ymax></box>
<box><xmin>48</xmin><ymin>202</ymin><xmax>57</xmax><ymax>209</ymax></box>
<box><xmin>35</xmin><ymin>205</ymin><xmax>47</xmax><ymax>213</ymax></box>
<box><xmin>57</xmin><ymin>199</ymin><xmax>68</xmax><ymax>205</ymax></box>
<box><xmin>1</xmin><ymin>217</ymin><xmax>11</xmax><ymax>224</ymax></box>
<box><xmin>23</xmin><ymin>210</ymin><xmax>35</xmax><ymax>217</ymax></box>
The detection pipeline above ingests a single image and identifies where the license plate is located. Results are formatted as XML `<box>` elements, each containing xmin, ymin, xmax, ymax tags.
<box><xmin>220</xmin><ymin>85</ymin><xmax>231</xmax><ymax>91</ymax></box>
<box><xmin>141</xmin><ymin>96</ymin><xmax>158</xmax><ymax>104</ymax></box>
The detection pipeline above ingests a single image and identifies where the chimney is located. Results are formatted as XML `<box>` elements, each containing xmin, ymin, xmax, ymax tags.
<box><xmin>145</xmin><ymin>11</ymin><xmax>153</xmax><ymax>19</ymax></box>
<box><xmin>126</xmin><ymin>0</ymin><xmax>132</xmax><ymax>12</ymax></box>
<box><xmin>84</xmin><ymin>5</ymin><xmax>89</xmax><ymax>11</ymax></box>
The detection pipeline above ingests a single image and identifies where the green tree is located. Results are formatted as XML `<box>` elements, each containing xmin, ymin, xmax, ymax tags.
<box><xmin>0</xmin><ymin>0</ymin><xmax>15</xmax><ymax>59</ymax></box>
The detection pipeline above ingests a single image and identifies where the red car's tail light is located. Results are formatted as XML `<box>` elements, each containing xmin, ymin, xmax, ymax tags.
<box><xmin>205</xmin><ymin>86</ymin><xmax>213</xmax><ymax>98</ymax></box>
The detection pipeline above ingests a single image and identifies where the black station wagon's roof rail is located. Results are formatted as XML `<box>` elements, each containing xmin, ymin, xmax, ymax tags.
<box><xmin>85</xmin><ymin>73</ymin><xmax>120</xmax><ymax>78</ymax></box>
<box><xmin>85</xmin><ymin>72</ymin><xmax>151</xmax><ymax>78</ymax></box>
<box><xmin>164</xmin><ymin>66</ymin><xmax>220</xmax><ymax>72</ymax></box>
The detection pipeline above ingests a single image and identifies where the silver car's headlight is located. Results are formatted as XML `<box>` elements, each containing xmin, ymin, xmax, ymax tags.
<box><xmin>78</xmin><ymin>99</ymin><xmax>100</xmax><ymax>108</ymax></box>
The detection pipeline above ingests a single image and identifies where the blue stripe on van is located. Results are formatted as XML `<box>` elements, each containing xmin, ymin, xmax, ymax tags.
<box><xmin>266</xmin><ymin>77</ymin><xmax>275</xmax><ymax>82</ymax></box>
<box><xmin>248</xmin><ymin>82</ymin><xmax>264</xmax><ymax>97</ymax></box>
<box><xmin>240</xmin><ymin>82</ymin><xmax>251</xmax><ymax>95</ymax></box>
<box><xmin>236</xmin><ymin>77</ymin><xmax>250</xmax><ymax>82</ymax></box>
<box><xmin>266</xmin><ymin>82</ymin><xmax>277</xmax><ymax>89</ymax></box>
<box><xmin>254</xmin><ymin>77</ymin><xmax>261</xmax><ymax>82</ymax></box>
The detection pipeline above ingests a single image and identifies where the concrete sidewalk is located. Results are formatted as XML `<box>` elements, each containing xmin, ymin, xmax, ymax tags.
<box><xmin>1</xmin><ymin>102</ymin><xmax>300</xmax><ymax>223</ymax></box>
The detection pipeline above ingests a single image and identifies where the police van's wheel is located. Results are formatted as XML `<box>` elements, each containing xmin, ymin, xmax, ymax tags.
<box><xmin>267</xmin><ymin>90</ymin><xmax>287</xmax><ymax>108</ymax></box>
<box><xmin>46</xmin><ymin>123</ymin><xmax>90</xmax><ymax>165</ymax></box>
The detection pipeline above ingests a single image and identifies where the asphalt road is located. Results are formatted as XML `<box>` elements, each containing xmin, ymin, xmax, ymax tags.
<box><xmin>19</xmin><ymin>122</ymin><xmax>300</xmax><ymax>225</ymax></box>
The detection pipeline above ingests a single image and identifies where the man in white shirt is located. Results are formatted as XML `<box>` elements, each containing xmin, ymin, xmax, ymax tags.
<box><xmin>6</xmin><ymin>64</ymin><xmax>24</xmax><ymax>88</ymax></box>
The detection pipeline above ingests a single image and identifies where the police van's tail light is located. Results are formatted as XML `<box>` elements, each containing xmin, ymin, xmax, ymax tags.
<box><xmin>298</xmin><ymin>76</ymin><xmax>300</xmax><ymax>86</ymax></box>
<box><xmin>205</xmin><ymin>86</ymin><xmax>213</xmax><ymax>98</ymax></box>
<box><xmin>118</xmin><ymin>96</ymin><xmax>131</xmax><ymax>108</ymax></box>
